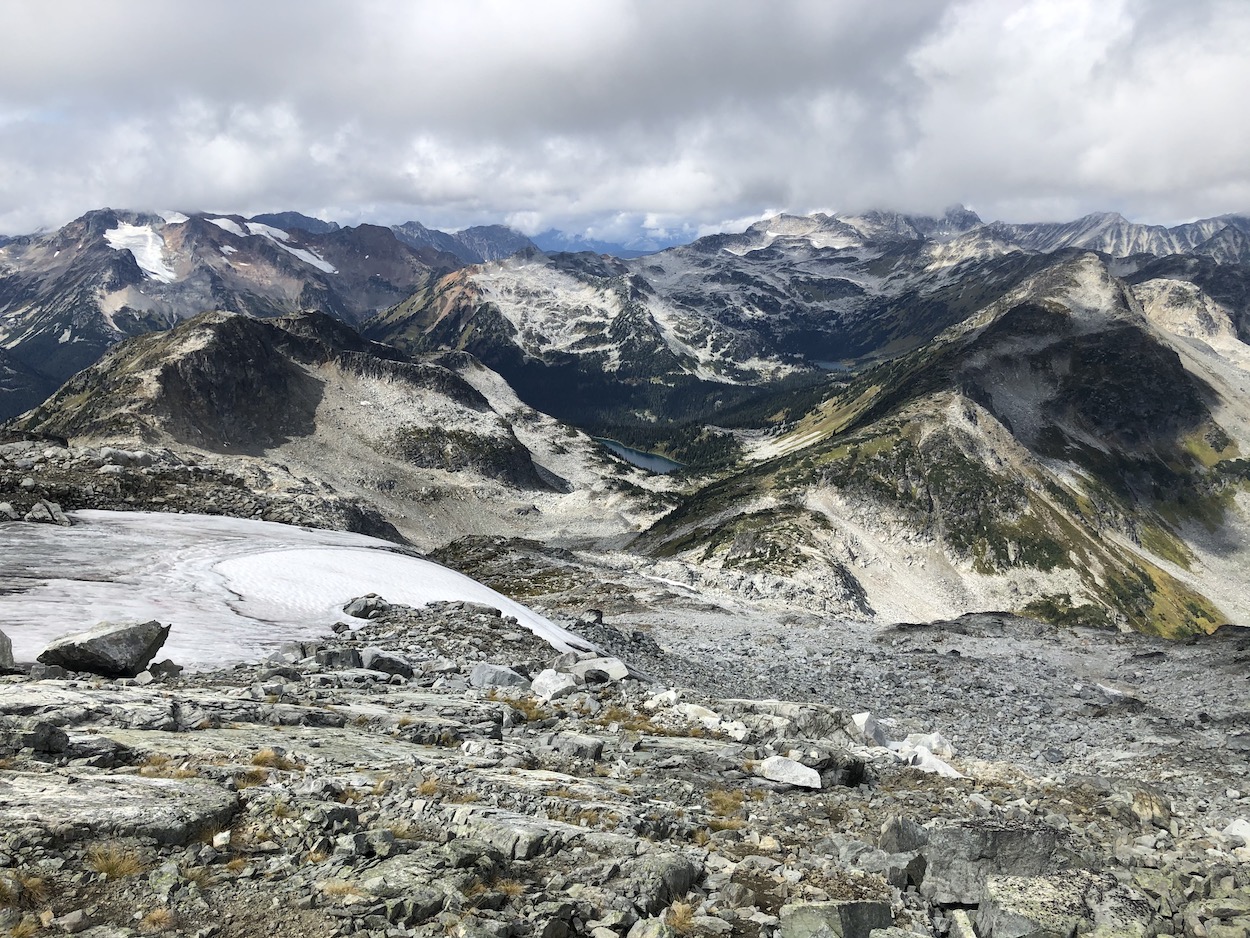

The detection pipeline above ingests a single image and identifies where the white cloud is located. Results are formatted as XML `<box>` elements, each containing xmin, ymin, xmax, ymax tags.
<box><xmin>0</xmin><ymin>0</ymin><xmax>1246</xmax><ymax>237</ymax></box>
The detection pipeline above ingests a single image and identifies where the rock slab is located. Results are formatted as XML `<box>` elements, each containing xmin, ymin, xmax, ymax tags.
<box><xmin>0</xmin><ymin>627</ymin><xmax>16</xmax><ymax>673</ymax></box>
<box><xmin>38</xmin><ymin>619</ymin><xmax>171</xmax><ymax>678</ymax></box>
<box><xmin>760</xmin><ymin>755</ymin><xmax>823</xmax><ymax>789</ymax></box>
<box><xmin>0</xmin><ymin>773</ymin><xmax>238</xmax><ymax>845</ymax></box>
<box><xmin>779</xmin><ymin>900</ymin><xmax>892</xmax><ymax>938</ymax></box>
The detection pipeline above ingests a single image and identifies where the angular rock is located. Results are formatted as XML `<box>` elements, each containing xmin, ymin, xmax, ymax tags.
<box><xmin>759</xmin><ymin>755</ymin><xmax>822</xmax><ymax>789</ymax></box>
<box><xmin>630</xmin><ymin>852</ymin><xmax>702</xmax><ymax>915</ymax></box>
<box><xmin>361</xmin><ymin>646</ymin><xmax>415</xmax><ymax>679</ymax></box>
<box><xmin>0</xmin><ymin>627</ymin><xmax>16</xmax><ymax>674</ymax></box>
<box><xmin>977</xmin><ymin>876</ymin><xmax>1085</xmax><ymax>938</ymax></box>
<box><xmin>24</xmin><ymin>499</ymin><xmax>70</xmax><ymax>525</ymax></box>
<box><xmin>1221</xmin><ymin>818</ymin><xmax>1250</xmax><ymax>847</ymax></box>
<box><xmin>532</xmin><ymin>668</ymin><xmax>579</xmax><ymax>701</ymax></box>
<box><xmin>779</xmin><ymin>899</ymin><xmax>892</xmax><ymax>938</ymax></box>
<box><xmin>851</xmin><ymin>712</ymin><xmax>890</xmax><ymax>747</ymax></box>
<box><xmin>922</xmin><ymin>821</ymin><xmax>1059</xmax><ymax>905</ymax></box>
<box><xmin>570</xmin><ymin>656</ymin><xmax>631</xmax><ymax>682</ymax></box>
<box><xmin>470</xmin><ymin>662</ymin><xmax>531</xmax><ymax>690</ymax></box>
<box><xmin>879</xmin><ymin>816</ymin><xmax>928</xmax><ymax>854</ymax></box>
<box><xmin>977</xmin><ymin>871</ymin><xmax>1153</xmax><ymax>938</ymax></box>
<box><xmin>541</xmin><ymin>731</ymin><xmax>605</xmax><ymax>761</ymax></box>
<box><xmin>38</xmin><ymin>619</ymin><xmax>171</xmax><ymax>678</ymax></box>
<box><xmin>343</xmin><ymin>593</ymin><xmax>391</xmax><ymax>619</ymax></box>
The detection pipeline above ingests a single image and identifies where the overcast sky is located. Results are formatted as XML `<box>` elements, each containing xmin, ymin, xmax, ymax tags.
<box><xmin>1</xmin><ymin>0</ymin><xmax>1248</xmax><ymax>240</ymax></box>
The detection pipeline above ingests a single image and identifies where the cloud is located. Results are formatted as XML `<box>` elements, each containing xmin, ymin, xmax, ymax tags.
<box><xmin>0</xmin><ymin>0</ymin><xmax>1246</xmax><ymax>236</ymax></box>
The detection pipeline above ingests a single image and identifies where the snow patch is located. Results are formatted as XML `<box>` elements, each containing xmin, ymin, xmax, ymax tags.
<box><xmin>244</xmin><ymin>222</ymin><xmax>336</xmax><ymax>273</ymax></box>
<box><xmin>206</xmin><ymin>217</ymin><xmax>246</xmax><ymax>238</ymax></box>
<box><xmin>220</xmin><ymin>245</ymin><xmax>237</xmax><ymax>256</ymax></box>
<box><xmin>103</xmin><ymin>223</ymin><xmax>176</xmax><ymax>283</ymax></box>
<box><xmin>159</xmin><ymin>211</ymin><xmax>189</xmax><ymax>225</ymax></box>
<box><xmin>0</xmin><ymin>511</ymin><xmax>591</xmax><ymax>669</ymax></box>
<box><xmin>58</xmin><ymin>328</ymin><xmax>72</xmax><ymax>344</ymax></box>
<box><xmin>245</xmin><ymin>222</ymin><xmax>290</xmax><ymax>241</ymax></box>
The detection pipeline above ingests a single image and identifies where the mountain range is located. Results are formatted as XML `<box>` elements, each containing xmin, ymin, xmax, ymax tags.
<box><xmin>3</xmin><ymin>203</ymin><xmax>1250</xmax><ymax>636</ymax></box>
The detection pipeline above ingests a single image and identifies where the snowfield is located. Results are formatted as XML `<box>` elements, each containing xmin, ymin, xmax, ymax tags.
<box><xmin>103</xmin><ymin>223</ymin><xmax>176</xmax><ymax>283</ymax></box>
<box><xmin>0</xmin><ymin>511</ymin><xmax>588</xmax><ymax>669</ymax></box>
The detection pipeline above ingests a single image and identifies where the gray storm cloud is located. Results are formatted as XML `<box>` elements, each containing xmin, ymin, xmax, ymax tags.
<box><xmin>0</xmin><ymin>0</ymin><xmax>1247</xmax><ymax>237</ymax></box>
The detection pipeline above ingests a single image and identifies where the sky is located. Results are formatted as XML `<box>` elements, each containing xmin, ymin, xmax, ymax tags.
<box><xmin>1</xmin><ymin>0</ymin><xmax>1248</xmax><ymax>241</ymax></box>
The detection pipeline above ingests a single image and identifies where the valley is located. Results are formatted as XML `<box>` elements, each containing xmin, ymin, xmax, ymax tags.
<box><xmin>1</xmin><ymin>204</ymin><xmax>1249</xmax><ymax>938</ymax></box>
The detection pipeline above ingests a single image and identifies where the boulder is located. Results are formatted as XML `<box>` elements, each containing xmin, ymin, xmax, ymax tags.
<box><xmin>0</xmin><ymin>501</ymin><xmax>17</xmax><ymax>521</ymax></box>
<box><xmin>0</xmin><ymin>773</ymin><xmax>238</xmax><ymax>845</ymax></box>
<box><xmin>532</xmin><ymin>668</ymin><xmax>579</xmax><ymax>701</ymax></box>
<box><xmin>343</xmin><ymin>593</ymin><xmax>391</xmax><ymax>619</ymax></box>
<box><xmin>470</xmin><ymin>662</ymin><xmax>531</xmax><ymax>690</ymax></box>
<box><xmin>921</xmin><ymin>821</ymin><xmax>1059</xmax><ymax>905</ymax></box>
<box><xmin>879</xmin><ymin>816</ymin><xmax>928</xmax><ymax>854</ymax></box>
<box><xmin>24</xmin><ymin>499</ymin><xmax>70</xmax><ymax>525</ymax></box>
<box><xmin>540</xmin><ymin>731</ymin><xmax>605</xmax><ymax>761</ymax></box>
<box><xmin>977</xmin><ymin>876</ymin><xmax>1085</xmax><ymax>938</ymax></box>
<box><xmin>361</xmin><ymin>646</ymin><xmax>414</xmax><ymax>678</ymax></box>
<box><xmin>569</xmin><ymin>656</ymin><xmax>631</xmax><ymax>682</ymax></box>
<box><xmin>1221</xmin><ymin>818</ymin><xmax>1250</xmax><ymax>847</ymax></box>
<box><xmin>38</xmin><ymin>620</ymin><xmax>171</xmax><ymax>678</ymax></box>
<box><xmin>851</xmin><ymin>712</ymin><xmax>890</xmax><ymax>747</ymax></box>
<box><xmin>0</xmin><ymin>627</ymin><xmax>16</xmax><ymax>674</ymax></box>
<box><xmin>976</xmin><ymin>872</ymin><xmax>1154</xmax><ymax>938</ymax></box>
<box><xmin>759</xmin><ymin>755</ymin><xmax>822</xmax><ymax>789</ymax></box>
<box><xmin>779</xmin><ymin>900</ymin><xmax>892</xmax><ymax>938</ymax></box>
<box><xmin>629</xmin><ymin>852</ymin><xmax>702</xmax><ymax>915</ymax></box>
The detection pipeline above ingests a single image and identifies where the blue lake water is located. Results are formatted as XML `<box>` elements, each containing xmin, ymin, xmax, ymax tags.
<box><xmin>594</xmin><ymin>438</ymin><xmax>684</xmax><ymax>474</ymax></box>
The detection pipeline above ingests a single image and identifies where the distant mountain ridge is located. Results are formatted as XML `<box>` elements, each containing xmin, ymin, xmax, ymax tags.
<box><xmin>5</xmin><ymin>202</ymin><xmax>1250</xmax><ymax>636</ymax></box>
<box><xmin>391</xmin><ymin>221</ymin><xmax>538</xmax><ymax>264</ymax></box>
<box><xmin>0</xmin><ymin>208</ymin><xmax>462</xmax><ymax>417</ymax></box>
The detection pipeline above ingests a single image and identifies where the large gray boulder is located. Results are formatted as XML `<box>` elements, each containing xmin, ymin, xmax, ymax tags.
<box><xmin>779</xmin><ymin>899</ymin><xmax>893</xmax><ymax>938</ymax></box>
<box><xmin>759</xmin><ymin>755</ymin><xmax>823</xmax><ymax>789</ymax></box>
<box><xmin>921</xmin><ymin>820</ymin><xmax>1060</xmax><ymax>905</ymax></box>
<box><xmin>469</xmin><ymin>662</ymin><xmax>531</xmax><ymax>690</ymax></box>
<box><xmin>0</xmin><ymin>628</ymin><xmax>16</xmax><ymax>674</ymax></box>
<box><xmin>38</xmin><ymin>620</ymin><xmax>171</xmax><ymax>678</ymax></box>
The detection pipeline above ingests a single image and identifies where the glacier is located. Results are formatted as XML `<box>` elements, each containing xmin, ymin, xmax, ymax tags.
<box><xmin>0</xmin><ymin>510</ymin><xmax>587</xmax><ymax>669</ymax></box>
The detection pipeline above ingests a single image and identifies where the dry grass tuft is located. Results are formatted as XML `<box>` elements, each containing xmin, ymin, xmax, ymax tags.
<box><xmin>251</xmin><ymin>748</ymin><xmax>298</xmax><ymax>771</ymax></box>
<box><xmin>16</xmin><ymin>876</ymin><xmax>47</xmax><ymax>908</ymax></box>
<box><xmin>707</xmin><ymin>789</ymin><xmax>746</xmax><ymax>817</ymax></box>
<box><xmin>508</xmin><ymin>698</ymin><xmax>549</xmax><ymax>721</ymax></box>
<box><xmin>181</xmin><ymin>866</ymin><xmax>213</xmax><ymax>889</ymax></box>
<box><xmin>9</xmin><ymin>915</ymin><xmax>38</xmax><ymax>938</ymax></box>
<box><xmin>417</xmin><ymin>777</ymin><xmax>442</xmax><ymax>797</ymax></box>
<box><xmin>321</xmin><ymin>880</ymin><xmax>366</xmax><ymax>898</ymax></box>
<box><xmin>140</xmin><ymin>908</ymin><xmax>176</xmax><ymax>933</ymax></box>
<box><xmin>666</xmin><ymin>901</ymin><xmax>697</xmax><ymax>934</ymax></box>
<box><xmin>225</xmin><ymin>857</ymin><xmax>250</xmax><ymax>874</ymax></box>
<box><xmin>494</xmin><ymin>879</ymin><xmax>526</xmax><ymax>899</ymax></box>
<box><xmin>87</xmin><ymin>843</ymin><xmax>145</xmax><ymax>879</ymax></box>
<box><xmin>234</xmin><ymin>768</ymin><xmax>269</xmax><ymax>789</ymax></box>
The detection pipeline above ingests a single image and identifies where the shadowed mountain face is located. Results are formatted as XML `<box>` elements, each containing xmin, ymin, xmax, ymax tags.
<box><xmin>9</xmin><ymin>310</ymin><xmax>554</xmax><ymax>490</ymax></box>
<box><xmin>0</xmin><ymin>210</ymin><xmax>462</xmax><ymax>420</ymax></box>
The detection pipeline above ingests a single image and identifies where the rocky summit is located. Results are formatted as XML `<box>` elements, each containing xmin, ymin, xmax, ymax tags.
<box><xmin>0</xmin><ymin>593</ymin><xmax>1248</xmax><ymax>938</ymax></box>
